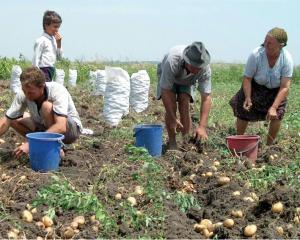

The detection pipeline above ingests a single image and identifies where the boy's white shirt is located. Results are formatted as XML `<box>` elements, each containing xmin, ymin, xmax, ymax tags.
<box><xmin>32</xmin><ymin>32</ymin><xmax>63</xmax><ymax>68</ymax></box>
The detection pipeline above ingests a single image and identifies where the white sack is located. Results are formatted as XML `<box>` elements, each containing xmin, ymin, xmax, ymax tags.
<box><xmin>130</xmin><ymin>70</ymin><xmax>150</xmax><ymax>113</ymax></box>
<box><xmin>93</xmin><ymin>70</ymin><xmax>107</xmax><ymax>96</ymax></box>
<box><xmin>54</xmin><ymin>69</ymin><xmax>65</xmax><ymax>85</ymax></box>
<box><xmin>89</xmin><ymin>70</ymin><xmax>97</xmax><ymax>86</ymax></box>
<box><xmin>10</xmin><ymin>65</ymin><xmax>22</xmax><ymax>94</ymax></box>
<box><xmin>103</xmin><ymin>67</ymin><xmax>130</xmax><ymax>126</ymax></box>
<box><xmin>68</xmin><ymin>69</ymin><xmax>77</xmax><ymax>87</ymax></box>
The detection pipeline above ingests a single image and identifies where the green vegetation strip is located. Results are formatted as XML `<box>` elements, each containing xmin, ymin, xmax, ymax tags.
<box><xmin>124</xmin><ymin>145</ymin><xmax>166</xmax><ymax>235</ymax></box>
<box><xmin>32</xmin><ymin>175</ymin><xmax>115</xmax><ymax>233</ymax></box>
<box><xmin>235</xmin><ymin>157</ymin><xmax>300</xmax><ymax>191</ymax></box>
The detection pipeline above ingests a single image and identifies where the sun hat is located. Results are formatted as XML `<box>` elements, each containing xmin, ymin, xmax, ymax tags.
<box><xmin>268</xmin><ymin>27</ymin><xmax>288</xmax><ymax>46</ymax></box>
<box><xmin>183</xmin><ymin>42</ymin><xmax>211</xmax><ymax>68</ymax></box>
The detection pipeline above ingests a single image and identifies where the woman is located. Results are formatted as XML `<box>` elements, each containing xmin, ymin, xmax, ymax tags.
<box><xmin>230</xmin><ymin>27</ymin><xmax>293</xmax><ymax>145</ymax></box>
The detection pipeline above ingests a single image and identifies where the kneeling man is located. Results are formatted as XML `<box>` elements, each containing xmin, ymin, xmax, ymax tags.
<box><xmin>0</xmin><ymin>66</ymin><xmax>82</xmax><ymax>158</ymax></box>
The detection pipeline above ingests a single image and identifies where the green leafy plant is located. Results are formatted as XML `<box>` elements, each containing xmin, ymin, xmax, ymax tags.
<box><xmin>173</xmin><ymin>191</ymin><xmax>201</xmax><ymax>213</ymax></box>
<box><xmin>32</xmin><ymin>175</ymin><xmax>116</xmax><ymax>233</ymax></box>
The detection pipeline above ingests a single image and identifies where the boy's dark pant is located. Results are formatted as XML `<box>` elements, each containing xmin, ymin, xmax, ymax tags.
<box><xmin>40</xmin><ymin>67</ymin><xmax>55</xmax><ymax>82</ymax></box>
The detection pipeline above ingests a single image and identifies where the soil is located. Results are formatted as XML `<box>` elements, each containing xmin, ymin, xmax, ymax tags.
<box><xmin>0</xmin><ymin>81</ymin><xmax>299</xmax><ymax>239</ymax></box>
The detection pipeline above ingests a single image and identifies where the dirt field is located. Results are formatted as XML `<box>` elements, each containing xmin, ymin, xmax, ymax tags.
<box><xmin>0</xmin><ymin>81</ymin><xmax>299</xmax><ymax>239</ymax></box>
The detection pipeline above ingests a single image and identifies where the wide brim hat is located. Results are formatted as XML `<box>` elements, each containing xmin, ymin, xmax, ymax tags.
<box><xmin>183</xmin><ymin>42</ymin><xmax>211</xmax><ymax>68</ymax></box>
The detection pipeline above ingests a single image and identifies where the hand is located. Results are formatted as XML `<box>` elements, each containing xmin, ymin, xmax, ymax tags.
<box><xmin>13</xmin><ymin>142</ymin><xmax>29</xmax><ymax>159</ymax></box>
<box><xmin>54</xmin><ymin>32</ymin><xmax>62</xmax><ymax>47</ymax></box>
<box><xmin>266</xmin><ymin>106</ymin><xmax>278</xmax><ymax>121</ymax></box>
<box><xmin>169</xmin><ymin>118</ymin><xmax>183</xmax><ymax>133</ymax></box>
<box><xmin>195</xmin><ymin>126</ymin><xmax>208</xmax><ymax>141</ymax></box>
<box><xmin>243</xmin><ymin>98</ymin><xmax>252</xmax><ymax>111</ymax></box>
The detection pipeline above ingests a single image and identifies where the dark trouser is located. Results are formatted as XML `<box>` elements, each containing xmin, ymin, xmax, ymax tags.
<box><xmin>40</xmin><ymin>67</ymin><xmax>55</xmax><ymax>82</ymax></box>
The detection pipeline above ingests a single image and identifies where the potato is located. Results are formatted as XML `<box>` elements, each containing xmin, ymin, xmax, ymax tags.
<box><xmin>243</xmin><ymin>197</ymin><xmax>254</xmax><ymax>202</ymax></box>
<box><xmin>217</xmin><ymin>176</ymin><xmax>230</xmax><ymax>186</ymax></box>
<box><xmin>206</xmin><ymin>172</ymin><xmax>213</xmax><ymax>177</ymax></box>
<box><xmin>231</xmin><ymin>210</ymin><xmax>243</xmax><ymax>218</ymax></box>
<box><xmin>274</xmin><ymin>154</ymin><xmax>278</xmax><ymax>158</ymax></box>
<box><xmin>213</xmin><ymin>161</ymin><xmax>220</xmax><ymax>167</ymax></box>
<box><xmin>269</xmin><ymin>155</ymin><xmax>275</xmax><ymax>161</ymax></box>
<box><xmin>244</xmin><ymin>224</ymin><xmax>257</xmax><ymax>237</ymax></box>
<box><xmin>45</xmin><ymin>227</ymin><xmax>53</xmax><ymax>236</ymax></box>
<box><xmin>35</xmin><ymin>221</ymin><xmax>45</xmax><ymax>229</ymax></box>
<box><xmin>70</xmin><ymin>221</ymin><xmax>79</xmax><ymax>229</ymax></box>
<box><xmin>63</xmin><ymin>227</ymin><xmax>75</xmax><ymax>239</ymax></box>
<box><xmin>92</xmin><ymin>225</ymin><xmax>99</xmax><ymax>233</ymax></box>
<box><xmin>26</xmin><ymin>204</ymin><xmax>32</xmax><ymax>210</ymax></box>
<box><xmin>232</xmin><ymin>191</ymin><xmax>241</xmax><ymax>196</ymax></box>
<box><xmin>22</xmin><ymin>210</ymin><xmax>33</xmax><ymax>223</ymax></box>
<box><xmin>42</xmin><ymin>216</ymin><xmax>53</xmax><ymax>227</ymax></box>
<box><xmin>1</xmin><ymin>173</ymin><xmax>10</xmax><ymax>181</ymax></box>
<box><xmin>211</xmin><ymin>166</ymin><xmax>218</xmax><ymax>172</ymax></box>
<box><xmin>36</xmin><ymin>236</ymin><xmax>44</xmax><ymax>240</ymax></box>
<box><xmin>127</xmin><ymin>196</ymin><xmax>137</xmax><ymax>206</ymax></box>
<box><xmin>31</xmin><ymin>208</ymin><xmax>37</xmax><ymax>214</ymax></box>
<box><xmin>73</xmin><ymin>215</ymin><xmax>85</xmax><ymax>225</ymax></box>
<box><xmin>134</xmin><ymin>186</ymin><xmax>144</xmax><ymax>195</ymax></box>
<box><xmin>200</xmin><ymin>219</ymin><xmax>213</xmax><ymax>228</ymax></box>
<box><xmin>11</xmin><ymin>228</ymin><xmax>19</xmax><ymax>234</ymax></box>
<box><xmin>276</xmin><ymin>226</ymin><xmax>284</xmax><ymax>236</ymax></box>
<box><xmin>19</xmin><ymin>175</ymin><xmax>27</xmax><ymax>181</ymax></box>
<box><xmin>272</xmin><ymin>202</ymin><xmax>284</xmax><ymax>214</ymax></box>
<box><xmin>189</xmin><ymin>174</ymin><xmax>196</xmax><ymax>181</ymax></box>
<box><xmin>223</xmin><ymin>219</ymin><xmax>234</xmax><ymax>228</ymax></box>
<box><xmin>293</xmin><ymin>216</ymin><xmax>299</xmax><ymax>224</ymax></box>
<box><xmin>194</xmin><ymin>223</ymin><xmax>206</xmax><ymax>233</ymax></box>
<box><xmin>115</xmin><ymin>193</ymin><xmax>122</xmax><ymax>200</ymax></box>
<box><xmin>202</xmin><ymin>228</ymin><xmax>213</xmax><ymax>238</ymax></box>
<box><xmin>7</xmin><ymin>231</ymin><xmax>18</xmax><ymax>239</ymax></box>
<box><xmin>249</xmin><ymin>192</ymin><xmax>259</xmax><ymax>201</ymax></box>
<box><xmin>90</xmin><ymin>215</ymin><xmax>96</xmax><ymax>223</ymax></box>
<box><xmin>136</xmin><ymin>210</ymin><xmax>143</xmax><ymax>216</ymax></box>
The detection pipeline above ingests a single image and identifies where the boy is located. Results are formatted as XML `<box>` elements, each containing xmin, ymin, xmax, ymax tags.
<box><xmin>0</xmin><ymin>67</ymin><xmax>82</xmax><ymax>158</ymax></box>
<box><xmin>32</xmin><ymin>10</ymin><xmax>63</xmax><ymax>81</ymax></box>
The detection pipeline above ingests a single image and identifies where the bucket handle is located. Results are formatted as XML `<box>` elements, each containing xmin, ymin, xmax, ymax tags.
<box><xmin>58</xmin><ymin>140</ymin><xmax>66</xmax><ymax>148</ymax></box>
<box><xmin>226</xmin><ymin>140</ymin><xmax>259</xmax><ymax>158</ymax></box>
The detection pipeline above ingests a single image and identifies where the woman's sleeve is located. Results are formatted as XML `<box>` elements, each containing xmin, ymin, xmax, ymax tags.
<box><xmin>281</xmin><ymin>51</ymin><xmax>294</xmax><ymax>78</ymax></box>
<box><xmin>244</xmin><ymin>53</ymin><xmax>257</xmax><ymax>78</ymax></box>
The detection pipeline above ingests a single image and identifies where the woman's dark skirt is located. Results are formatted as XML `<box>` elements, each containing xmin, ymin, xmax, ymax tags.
<box><xmin>229</xmin><ymin>80</ymin><xmax>287</xmax><ymax>121</ymax></box>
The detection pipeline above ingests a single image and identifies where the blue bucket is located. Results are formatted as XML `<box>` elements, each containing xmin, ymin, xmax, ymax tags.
<box><xmin>26</xmin><ymin>132</ymin><xmax>65</xmax><ymax>172</ymax></box>
<box><xmin>134</xmin><ymin>124</ymin><xmax>163</xmax><ymax>157</ymax></box>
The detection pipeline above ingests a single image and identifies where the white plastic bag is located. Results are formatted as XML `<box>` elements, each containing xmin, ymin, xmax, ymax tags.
<box><xmin>68</xmin><ymin>69</ymin><xmax>77</xmax><ymax>87</ymax></box>
<box><xmin>54</xmin><ymin>69</ymin><xmax>65</xmax><ymax>85</ymax></box>
<box><xmin>10</xmin><ymin>65</ymin><xmax>22</xmax><ymax>94</ymax></box>
<box><xmin>103</xmin><ymin>67</ymin><xmax>130</xmax><ymax>126</ymax></box>
<box><xmin>130</xmin><ymin>70</ymin><xmax>150</xmax><ymax>113</ymax></box>
<box><xmin>93</xmin><ymin>70</ymin><xmax>107</xmax><ymax>96</ymax></box>
<box><xmin>89</xmin><ymin>70</ymin><xmax>97</xmax><ymax>86</ymax></box>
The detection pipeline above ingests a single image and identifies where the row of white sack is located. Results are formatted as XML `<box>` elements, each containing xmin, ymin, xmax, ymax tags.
<box><xmin>10</xmin><ymin>65</ymin><xmax>77</xmax><ymax>93</ymax></box>
<box><xmin>10</xmin><ymin>65</ymin><xmax>151</xmax><ymax>127</ymax></box>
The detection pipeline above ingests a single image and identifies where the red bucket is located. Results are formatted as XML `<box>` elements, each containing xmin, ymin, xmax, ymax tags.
<box><xmin>226</xmin><ymin>135</ymin><xmax>260</xmax><ymax>162</ymax></box>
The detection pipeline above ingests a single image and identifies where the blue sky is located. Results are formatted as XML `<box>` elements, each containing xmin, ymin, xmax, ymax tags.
<box><xmin>1</xmin><ymin>0</ymin><xmax>299</xmax><ymax>64</ymax></box>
